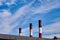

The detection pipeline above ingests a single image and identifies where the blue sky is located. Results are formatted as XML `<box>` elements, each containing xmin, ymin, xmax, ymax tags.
<box><xmin>0</xmin><ymin>0</ymin><xmax>60</xmax><ymax>38</ymax></box>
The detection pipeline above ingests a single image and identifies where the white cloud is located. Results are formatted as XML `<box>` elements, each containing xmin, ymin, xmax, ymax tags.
<box><xmin>21</xmin><ymin>18</ymin><xmax>60</xmax><ymax>38</ymax></box>
<box><xmin>43</xmin><ymin>21</ymin><xmax>60</xmax><ymax>35</ymax></box>
<box><xmin>0</xmin><ymin>0</ymin><xmax>17</xmax><ymax>6</ymax></box>
<box><xmin>8</xmin><ymin>0</ymin><xmax>60</xmax><ymax>24</ymax></box>
<box><xmin>42</xmin><ymin>18</ymin><xmax>60</xmax><ymax>38</ymax></box>
<box><xmin>0</xmin><ymin>9</ymin><xmax>20</xmax><ymax>34</ymax></box>
<box><xmin>0</xmin><ymin>9</ymin><xmax>12</xmax><ymax>34</ymax></box>
<box><xmin>11</xmin><ymin>0</ymin><xmax>60</xmax><ymax>27</ymax></box>
<box><xmin>0</xmin><ymin>1</ymin><xmax>2</xmax><ymax>5</ymax></box>
<box><xmin>51</xmin><ymin>18</ymin><xmax>60</xmax><ymax>23</ymax></box>
<box><xmin>0</xmin><ymin>10</ymin><xmax>11</xmax><ymax>18</ymax></box>
<box><xmin>0</xmin><ymin>0</ymin><xmax>60</xmax><ymax>38</ymax></box>
<box><xmin>30</xmin><ymin>0</ymin><xmax>60</xmax><ymax>14</ymax></box>
<box><xmin>14</xmin><ymin>0</ymin><xmax>60</xmax><ymax>38</ymax></box>
<box><xmin>6</xmin><ymin>0</ymin><xmax>16</xmax><ymax>6</ymax></box>
<box><xmin>8</xmin><ymin>0</ymin><xmax>35</xmax><ymax>23</ymax></box>
<box><xmin>0</xmin><ymin>0</ymin><xmax>5</xmax><ymax>5</ymax></box>
<box><xmin>9</xmin><ymin>0</ymin><xmax>60</xmax><ymax>37</ymax></box>
<box><xmin>0</xmin><ymin>0</ymin><xmax>35</xmax><ymax>34</ymax></box>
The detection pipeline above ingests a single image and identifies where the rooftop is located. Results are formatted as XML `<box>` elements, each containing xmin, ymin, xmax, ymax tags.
<box><xmin>0</xmin><ymin>34</ymin><xmax>60</xmax><ymax>40</ymax></box>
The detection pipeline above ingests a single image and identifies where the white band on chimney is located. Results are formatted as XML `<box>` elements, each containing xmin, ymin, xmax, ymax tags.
<box><xmin>39</xmin><ymin>27</ymin><xmax>42</xmax><ymax>33</ymax></box>
<box><xmin>31</xmin><ymin>29</ymin><xmax>33</xmax><ymax>35</ymax></box>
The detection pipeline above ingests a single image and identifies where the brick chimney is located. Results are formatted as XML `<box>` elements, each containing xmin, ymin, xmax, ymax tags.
<box><xmin>19</xmin><ymin>28</ymin><xmax>22</xmax><ymax>36</ymax></box>
<box><xmin>38</xmin><ymin>20</ymin><xmax>42</xmax><ymax>38</ymax></box>
<box><xmin>30</xmin><ymin>23</ymin><xmax>33</xmax><ymax>37</ymax></box>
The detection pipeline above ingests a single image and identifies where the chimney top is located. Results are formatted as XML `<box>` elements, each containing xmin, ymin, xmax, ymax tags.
<box><xmin>39</xmin><ymin>20</ymin><xmax>42</xmax><ymax>27</ymax></box>
<box><xmin>19</xmin><ymin>28</ymin><xmax>22</xmax><ymax>33</ymax></box>
<box><xmin>30</xmin><ymin>23</ymin><xmax>32</xmax><ymax>29</ymax></box>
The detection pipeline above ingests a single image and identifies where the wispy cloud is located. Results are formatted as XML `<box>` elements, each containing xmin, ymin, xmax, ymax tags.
<box><xmin>0</xmin><ymin>9</ymin><xmax>12</xmax><ymax>34</ymax></box>
<box><xmin>0</xmin><ymin>0</ymin><xmax>60</xmax><ymax>38</ymax></box>
<box><xmin>16</xmin><ymin>0</ymin><xmax>60</xmax><ymax>37</ymax></box>
<box><xmin>43</xmin><ymin>21</ymin><xmax>60</xmax><ymax>38</ymax></box>
<box><xmin>12</xmin><ymin>0</ymin><xmax>60</xmax><ymax>28</ymax></box>
<box><xmin>21</xmin><ymin>18</ymin><xmax>60</xmax><ymax>38</ymax></box>
<box><xmin>0</xmin><ymin>0</ymin><xmax>35</xmax><ymax>34</ymax></box>
<box><xmin>0</xmin><ymin>9</ymin><xmax>21</xmax><ymax>34</ymax></box>
<box><xmin>27</xmin><ymin>0</ymin><xmax>60</xmax><ymax>14</ymax></box>
<box><xmin>0</xmin><ymin>0</ymin><xmax>3</xmax><ymax>5</ymax></box>
<box><xmin>0</xmin><ymin>10</ymin><xmax>11</xmax><ymax>18</ymax></box>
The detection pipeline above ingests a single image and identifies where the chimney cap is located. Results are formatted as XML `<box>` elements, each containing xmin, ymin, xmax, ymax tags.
<box><xmin>39</xmin><ymin>20</ymin><xmax>42</xmax><ymax>27</ymax></box>
<box><xmin>19</xmin><ymin>28</ymin><xmax>22</xmax><ymax>33</ymax></box>
<box><xmin>30</xmin><ymin>23</ymin><xmax>32</xmax><ymax>29</ymax></box>
<box><xmin>39</xmin><ymin>20</ymin><xmax>42</xmax><ymax>22</ymax></box>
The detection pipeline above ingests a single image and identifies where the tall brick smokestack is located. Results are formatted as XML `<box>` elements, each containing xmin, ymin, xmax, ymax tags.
<box><xmin>30</xmin><ymin>23</ymin><xmax>33</xmax><ymax>37</ymax></box>
<box><xmin>19</xmin><ymin>28</ymin><xmax>22</xmax><ymax>36</ymax></box>
<box><xmin>39</xmin><ymin>20</ymin><xmax>42</xmax><ymax>38</ymax></box>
